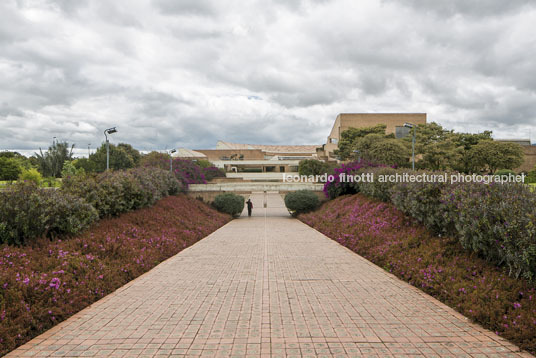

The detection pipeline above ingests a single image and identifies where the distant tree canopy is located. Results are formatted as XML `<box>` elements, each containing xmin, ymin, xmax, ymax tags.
<box><xmin>88</xmin><ymin>143</ymin><xmax>141</xmax><ymax>172</ymax></box>
<box><xmin>467</xmin><ymin>140</ymin><xmax>524</xmax><ymax>174</ymax></box>
<box><xmin>336</xmin><ymin>122</ymin><xmax>523</xmax><ymax>173</ymax></box>
<box><xmin>336</xmin><ymin>124</ymin><xmax>387</xmax><ymax>160</ymax></box>
<box><xmin>35</xmin><ymin>142</ymin><xmax>74</xmax><ymax>178</ymax></box>
<box><xmin>139</xmin><ymin>151</ymin><xmax>169</xmax><ymax>170</ymax></box>
<box><xmin>298</xmin><ymin>159</ymin><xmax>331</xmax><ymax>176</ymax></box>
<box><xmin>0</xmin><ymin>157</ymin><xmax>22</xmax><ymax>181</ymax></box>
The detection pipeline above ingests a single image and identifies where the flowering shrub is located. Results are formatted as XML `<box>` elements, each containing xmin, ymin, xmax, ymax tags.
<box><xmin>0</xmin><ymin>195</ymin><xmax>230</xmax><ymax>355</ymax></box>
<box><xmin>172</xmin><ymin>159</ymin><xmax>206</xmax><ymax>187</ymax></box>
<box><xmin>323</xmin><ymin>161</ymin><xmax>384</xmax><ymax>199</ymax></box>
<box><xmin>441</xmin><ymin>182</ymin><xmax>536</xmax><ymax>281</ymax></box>
<box><xmin>331</xmin><ymin>166</ymin><xmax>536</xmax><ymax>281</ymax></box>
<box><xmin>358</xmin><ymin>167</ymin><xmax>400</xmax><ymax>202</ymax></box>
<box><xmin>202</xmin><ymin>166</ymin><xmax>226</xmax><ymax>181</ymax></box>
<box><xmin>0</xmin><ymin>183</ymin><xmax>98</xmax><ymax>245</ymax></box>
<box><xmin>62</xmin><ymin>167</ymin><xmax>181</xmax><ymax>218</ymax></box>
<box><xmin>389</xmin><ymin>173</ymin><xmax>449</xmax><ymax>234</ymax></box>
<box><xmin>300</xmin><ymin>194</ymin><xmax>536</xmax><ymax>354</ymax></box>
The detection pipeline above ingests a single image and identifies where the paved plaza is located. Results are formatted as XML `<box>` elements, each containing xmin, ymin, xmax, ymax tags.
<box><xmin>8</xmin><ymin>193</ymin><xmax>532</xmax><ymax>357</ymax></box>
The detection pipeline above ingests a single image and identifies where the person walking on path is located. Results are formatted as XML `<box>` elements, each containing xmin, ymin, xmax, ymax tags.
<box><xmin>246</xmin><ymin>198</ymin><xmax>253</xmax><ymax>217</ymax></box>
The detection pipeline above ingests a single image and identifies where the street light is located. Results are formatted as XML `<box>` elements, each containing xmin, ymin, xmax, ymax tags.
<box><xmin>404</xmin><ymin>123</ymin><xmax>416</xmax><ymax>170</ymax></box>
<box><xmin>103</xmin><ymin>127</ymin><xmax>117</xmax><ymax>171</ymax></box>
<box><xmin>168</xmin><ymin>149</ymin><xmax>177</xmax><ymax>173</ymax></box>
<box><xmin>87</xmin><ymin>143</ymin><xmax>91</xmax><ymax>158</ymax></box>
<box><xmin>353</xmin><ymin>149</ymin><xmax>361</xmax><ymax>163</ymax></box>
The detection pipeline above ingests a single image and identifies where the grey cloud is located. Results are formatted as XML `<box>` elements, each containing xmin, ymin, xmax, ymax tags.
<box><xmin>152</xmin><ymin>0</ymin><xmax>218</xmax><ymax>17</ymax></box>
<box><xmin>1</xmin><ymin>0</ymin><xmax>536</xmax><ymax>153</ymax></box>
<box><xmin>388</xmin><ymin>0</ymin><xmax>533</xmax><ymax>17</ymax></box>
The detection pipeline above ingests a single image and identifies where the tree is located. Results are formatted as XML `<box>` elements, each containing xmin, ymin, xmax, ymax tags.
<box><xmin>468</xmin><ymin>141</ymin><xmax>524</xmax><ymax>174</ymax></box>
<box><xmin>0</xmin><ymin>151</ymin><xmax>34</xmax><ymax>170</ymax></box>
<box><xmin>368</xmin><ymin>139</ymin><xmax>410</xmax><ymax>167</ymax></box>
<box><xmin>117</xmin><ymin>143</ymin><xmax>141</xmax><ymax>167</ymax></box>
<box><xmin>35</xmin><ymin>141</ymin><xmax>75</xmax><ymax>177</ymax></box>
<box><xmin>298</xmin><ymin>159</ymin><xmax>330</xmax><ymax>176</ymax></box>
<box><xmin>88</xmin><ymin>143</ymin><xmax>137</xmax><ymax>172</ymax></box>
<box><xmin>336</xmin><ymin>124</ymin><xmax>387</xmax><ymax>160</ymax></box>
<box><xmin>0</xmin><ymin>157</ymin><xmax>22</xmax><ymax>181</ymax></box>
<box><xmin>73</xmin><ymin>158</ymin><xmax>97</xmax><ymax>173</ymax></box>
<box><xmin>140</xmin><ymin>151</ymin><xmax>169</xmax><ymax>170</ymax></box>
<box><xmin>448</xmin><ymin>131</ymin><xmax>493</xmax><ymax>173</ymax></box>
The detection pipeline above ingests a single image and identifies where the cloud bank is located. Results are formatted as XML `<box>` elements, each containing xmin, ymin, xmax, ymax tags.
<box><xmin>1</xmin><ymin>0</ymin><xmax>535</xmax><ymax>155</ymax></box>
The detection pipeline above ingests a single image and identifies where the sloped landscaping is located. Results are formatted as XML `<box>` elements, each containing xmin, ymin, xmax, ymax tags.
<box><xmin>0</xmin><ymin>195</ymin><xmax>230</xmax><ymax>355</ymax></box>
<box><xmin>300</xmin><ymin>194</ymin><xmax>536</xmax><ymax>354</ymax></box>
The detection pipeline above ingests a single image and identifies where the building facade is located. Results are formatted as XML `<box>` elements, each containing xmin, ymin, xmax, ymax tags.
<box><xmin>318</xmin><ymin>113</ymin><xmax>427</xmax><ymax>160</ymax></box>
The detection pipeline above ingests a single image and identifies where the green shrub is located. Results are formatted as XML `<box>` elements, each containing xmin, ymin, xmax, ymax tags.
<box><xmin>284</xmin><ymin>190</ymin><xmax>320</xmax><ymax>216</ymax></box>
<box><xmin>62</xmin><ymin>168</ymin><xmax>182</xmax><ymax>218</ymax></box>
<box><xmin>358</xmin><ymin>167</ymin><xmax>400</xmax><ymax>202</ymax></box>
<box><xmin>0</xmin><ymin>183</ymin><xmax>98</xmax><ymax>245</ymax></box>
<box><xmin>18</xmin><ymin>168</ymin><xmax>42</xmax><ymax>185</ymax></box>
<box><xmin>212</xmin><ymin>193</ymin><xmax>244</xmax><ymax>217</ymax></box>
<box><xmin>441</xmin><ymin>182</ymin><xmax>536</xmax><ymax>280</ymax></box>
<box><xmin>389</xmin><ymin>176</ymin><xmax>449</xmax><ymax>234</ymax></box>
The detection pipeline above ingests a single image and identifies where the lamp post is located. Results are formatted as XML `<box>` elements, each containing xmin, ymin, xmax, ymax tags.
<box><xmin>353</xmin><ymin>149</ymin><xmax>361</xmax><ymax>163</ymax></box>
<box><xmin>103</xmin><ymin>127</ymin><xmax>117</xmax><ymax>171</ymax></box>
<box><xmin>87</xmin><ymin>143</ymin><xmax>91</xmax><ymax>158</ymax></box>
<box><xmin>404</xmin><ymin>123</ymin><xmax>416</xmax><ymax>170</ymax></box>
<box><xmin>168</xmin><ymin>149</ymin><xmax>176</xmax><ymax>173</ymax></box>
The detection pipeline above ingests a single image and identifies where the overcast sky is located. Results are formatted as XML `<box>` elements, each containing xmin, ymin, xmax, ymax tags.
<box><xmin>1</xmin><ymin>0</ymin><xmax>535</xmax><ymax>156</ymax></box>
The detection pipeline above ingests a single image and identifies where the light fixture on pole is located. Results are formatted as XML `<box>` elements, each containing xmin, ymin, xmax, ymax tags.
<box><xmin>88</xmin><ymin>143</ymin><xmax>91</xmax><ymax>158</ymax></box>
<box><xmin>353</xmin><ymin>149</ymin><xmax>361</xmax><ymax>163</ymax></box>
<box><xmin>103</xmin><ymin>127</ymin><xmax>117</xmax><ymax>171</ymax></box>
<box><xmin>404</xmin><ymin>123</ymin><xmax>416</xmax><ymax>170</ymax></box>
<box><xmin>168</xmin><ymin>149</ymin><xmax>177</xmax><ymax>172</ymax></box>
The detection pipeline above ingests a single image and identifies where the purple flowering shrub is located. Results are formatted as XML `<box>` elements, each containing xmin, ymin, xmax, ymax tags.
<box><xmin>171</xmin><ymin>159</ymin><xmax>206</xmax><ymax>187</ymax></box>
<box><xmin>299</xmin><ymin>194</ymin><xmax>536</xmax><ymax>354</ymax></box>
<box><xmin>323</xmin><ymin>161</ymin><xmax>384</xmax><ymax>199</ymax></box>
<box><xmin>0</xmin><ymin>183</ymin><xmax>98</xmax><ymax>246</ymax></box>
<box><xmin>201</xmin><ymin>166</ymin><xmax>225</xmax><ymax>181</ymax></box>
<box><xmin>0</xmin><ymin>195</ymin><xmax>231</xmax><ymax>355</ymax></box>
<box><xmin>441</xmin><ymin>182</ymin><xmax>536</xmax><ymax>281</ymax></box>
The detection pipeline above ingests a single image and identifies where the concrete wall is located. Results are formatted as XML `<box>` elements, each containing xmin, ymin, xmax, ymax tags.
<box><xmin>336</xmin><ymin>113</ymin><xmax>427</xmax><ymax>139</ymax></box>
<box><xmin>516</xmin><ymin>146</ymin><xmax>536</xmax><ymax>172</ymax></box>
<box><xmin>197</xmin><ymin>149</ymin><xmax>265</xmax><ymax>161</ymax></box>
<box><xmin>187</xmin><ymin>182</ymin><xmax>325</xmax><ymax>203</ymax></box>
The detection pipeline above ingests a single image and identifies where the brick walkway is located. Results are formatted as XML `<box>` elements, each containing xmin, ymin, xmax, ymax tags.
<box><xmin>8</xmin><ymin>193</ymin><xmax>532</xmax><ymax>357</ymax></box>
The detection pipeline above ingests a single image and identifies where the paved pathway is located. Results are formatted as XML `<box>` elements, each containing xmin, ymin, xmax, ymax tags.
<box><xmin>8</xmin><ymin>193</ymin><xmax>532</xmax><ymax>357</ymax></box>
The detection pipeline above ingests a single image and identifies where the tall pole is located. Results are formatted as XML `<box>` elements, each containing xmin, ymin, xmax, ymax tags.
<box><xmin>411</xmin><ymin>128</ymin><xmax>415</xmax><ymax>171</ymax></box>
<box><xmin>88</xmin><ymin>144</ymin><xmax>91</xmax><ymax>157</ymax></box>
<box><xmin>104</xmin><ymin>130</ymin><xmax>109</xmax><ymax>171</ymax></box>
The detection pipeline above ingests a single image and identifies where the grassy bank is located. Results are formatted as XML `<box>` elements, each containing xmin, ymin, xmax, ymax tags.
<box><xmin>0</xmin><ymin>195</ymin><xmax>230</xmax><ymax>355</ymax></box>
<box><xmin>300</xmin><ymin>194</ymin><xmax>536</xmax><ymax>354</ymax></box>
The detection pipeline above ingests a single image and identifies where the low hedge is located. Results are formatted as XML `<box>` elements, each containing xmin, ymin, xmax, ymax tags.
<box><xmin>0</xmin><ymin>184</ymin><xmax>98</xmax><ymax>245</ymax></box>
<box><xmin>212</xmin><ymin>193</ymin><xmax>244</xmax><ymax>217</ymax></box>
<box><xmin>284</xmin><ymin>190</ymin><xmax>320</xmax><ymax>216</ymax></box>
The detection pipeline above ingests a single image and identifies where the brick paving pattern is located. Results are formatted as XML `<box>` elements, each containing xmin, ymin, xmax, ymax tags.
<box><xmin>7</xmin><ymin>193</ymin><xmax>533</xmax><ymax>357</ymax></box>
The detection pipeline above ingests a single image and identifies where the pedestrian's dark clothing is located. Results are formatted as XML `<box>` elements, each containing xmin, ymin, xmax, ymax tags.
<box><xmin>247</xmin><ymin>199</ymin><xmax>253</xmax><ymax>217</ymax></box>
